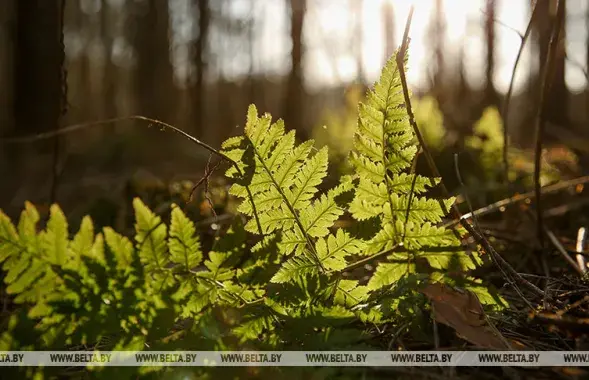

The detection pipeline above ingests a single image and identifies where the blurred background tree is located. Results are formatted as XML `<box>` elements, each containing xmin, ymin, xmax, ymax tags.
<box><xmin>0</xmin><ymin>0</ymin><xmax>587</xmax><ymax>221</ymax></box>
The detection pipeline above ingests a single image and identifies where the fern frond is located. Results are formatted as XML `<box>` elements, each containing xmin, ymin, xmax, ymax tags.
<box><xmin>41</xmin><ymin>205</ymin><xmax>68</xmax><ymax>266</ymax></box>
<box><xmin>104</xmin><ymin>227</ymin><xmax>133</xmax><ymax>269</ymax></box>
<box><xmin>168</xmin><ymin>204</ymin><xmax>202</xmax><ymax>272</ymax></box>
<box><xmin>133</xmin><ymin>198</ymin><xmax>169</xmax><ymax>273</ymax></box>
<box><xmin>271</xmin><ymin>254</ymin><xmax>318</xmax><ymax>283</ymax></box>
<box><xmin>69</xmin><ymin>216</ymin><xmax>94</xmax><ymax>259</ymax></box>
<box><xmin>367</xmin><ymin>253</ymin><xmax>415</xmax><ymax>290</ymax></box>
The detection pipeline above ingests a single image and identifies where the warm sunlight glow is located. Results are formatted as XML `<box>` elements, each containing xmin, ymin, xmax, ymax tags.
<box><xmin>307</xmin><ymin>0</ymin><xmax>534</xmax><ymax>92</ymax></box>
<box><xmin>212</xmin><ymin>0</ymin><xmax>587</xmax><ymax>92</ymax></box>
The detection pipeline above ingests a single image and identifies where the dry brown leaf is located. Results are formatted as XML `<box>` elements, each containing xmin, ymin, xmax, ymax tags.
<box><xmin>420</xmin><ymin>282</ymin><xmax>511</xmax><ymax>350</ymax></box>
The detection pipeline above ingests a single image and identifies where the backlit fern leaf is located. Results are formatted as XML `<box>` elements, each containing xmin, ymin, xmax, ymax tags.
<box><xmin>168</xmin><ymin>204</ymin><xmax>202</xmax><ymax>272</ymax></box>
<box><xmin>350</xmin><ymin>52</ymin><xmax>476</xmax><ymax>290</ymax></box>
<box><xmin>221</xmin><ymin>105</ymin><xmax>357</xmax><ymax>285</ymax></box>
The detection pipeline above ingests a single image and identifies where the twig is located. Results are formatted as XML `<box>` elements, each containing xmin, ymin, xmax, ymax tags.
<box><xmin>395</xmin><ymin>6</ymin><xmax>464</xmax><ymax>244</ymax></box>
<box><xmin>454</xmin><ymin>154</ymin><xmax>538</xmax><ymax>308</ymax></box>
<box><xmin>501</xmin><ymin>0</ymin><xmax>539</xmax><ymax>184</ymax></box>
<box><xmin>545</xmin><ymin>227</ymin><xmax>585</xmax><ymax>276</ymax></box>
<box><xmin>394</xmin><ymin>6</ymin><xmax>543</xmax><ymax>302</ymax></box>
<box><xmin>0</xmin><ymin>115</ymin><xmax>264</xmax><ymax>236</ymax></box>
<box><xmin>188</xmin><ymin>154</ymin><xmax>222</xmax><ymax>220</ymax></box>
<box><xmin>442</xmin><ymin>175</ymin><xmax>589</xmax><ymax>229</ymax></box>
<box><xmin>402</xmin><ymin>148</ymin><xmax>421</xmax><ymax>241</ymax></box>
<box><xmin>576</xmin><ymin>227</ymin><xmax>587</xmax><ymax>274</ymax></box>
<box><xmin>525</xmin><ymin>207</ymin><xmax>584</xmax><ymax>276</ymax></box>
<box><xmin>532</xmin><ymin>0</ymin><xmax>566</xmax><ymax>247</ymax></box>
<box><xmin>460</xmin><ymin>221</ymin><xmax>546</xmax><ymax>300</ymax></box>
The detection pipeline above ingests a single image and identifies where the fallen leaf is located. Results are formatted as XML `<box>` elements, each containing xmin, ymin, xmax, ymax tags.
<box><xmin>421</xmin><ymin>282</ymin><xmax>511</xmax><ymax>350</ymax></box>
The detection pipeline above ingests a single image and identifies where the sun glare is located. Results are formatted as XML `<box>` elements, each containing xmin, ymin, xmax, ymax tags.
<box><xmin>307</xmin><ymin>0</ymin><xmax>539</xmax><ymax>93</ymax></box>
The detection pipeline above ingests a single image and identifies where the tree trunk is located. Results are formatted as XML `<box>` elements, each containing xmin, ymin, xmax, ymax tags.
<box><xmin>13</xmin><ymin>0</ymin><xmax>65</xmax><ymax>135</ymax></box>
<box><xmin>191</xmin><ymin>0</ymin><xmax>209</xmax><ymax>138</ymax></box>
<box><xmin>534</xmin><ymin>0</ymin><xmax>568</xmax><ymax>126</ymax></box>
<box><xmin>484</xmin><ymin>0</ymin><xmax>498</xmax><ymax>106</ymax></box>
<box><xmin>352</xmin><ymin>0</ymin><xmax>364</xmax><ymax>84</ymax></box>
<box><xmin>100</xmin><ymin>0</ymin><xmax>117</xmax><ymax>120</ymax></box>
<box><xmin>383</xmin><ymin>1</ymin><xmax>395</xmax><ymax>62</ymax></box>
<box><xmin>134</xmin><ymin>0</ymin><xmax>174</xmax><ymax>121</ymax></box>
<box><xmin>431</xmin><ymin>0</ymin><xmax>445</xmax><ymax>99</ymax></box>
<box><xmin>284</xmin><ymin>0</ymin><xmax>306</xmax><ymax>134</ymax></box>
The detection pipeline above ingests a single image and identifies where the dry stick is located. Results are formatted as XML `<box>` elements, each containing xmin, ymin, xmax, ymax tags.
<box><xmin>395</xmin><ymin>8</ymin><xmax>464</xmax><ymax>240</ymax></box>
<box><xmin>501</xmin><ymin>0</ymin><xmax>539</xmax><ymax>184</ymax></box>
<box><xmin>0</xmin><ymin>115</ymin><xmax>264</xmax><ymax>236</ymax></box>
<box><xmin>442</xmin><ymin>175</ymin><xmax>589</xmax><ymax>229</ymax></box>
<box><xmin>532</xmin><ymin>212</ymin><xmax>585</xmax><ymax>276</ymax></box>
<box><xmin>395</xmin><ymin>6</ymin><xmax>546</xmax><ymax>300</ymax></box>
<box><xmin>455</xmin><ymin>154</ymin><xmax>537</xmax><ymax>309</ymax></box>
<box><xmin>532</xmin><ymin>0</ymin><xmax>566</xmax><ymax>247</ymax></box>
<box><xmin>402</xmin><ymin>147</ymin><xmax>421</xmax><ymax>242</ymax></box>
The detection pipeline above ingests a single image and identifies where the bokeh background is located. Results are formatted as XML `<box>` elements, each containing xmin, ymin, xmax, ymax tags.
<box><xmin>0</xmin><ymin>0</ymin><xmax>587</xmax><ymax>226</ymax></box>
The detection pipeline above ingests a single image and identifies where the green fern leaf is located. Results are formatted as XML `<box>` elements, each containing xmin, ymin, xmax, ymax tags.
<box><xmin>41</xmin><ymin>205</ymin><xmax>68</xmax><ymax>266</ymax></box>
<box><xmin>133</xmin><ymin>198</ymin><xmax>169</xmax><ymax>274</ymax></box>
<box><xmin>271</xmin><ymin>254</ymin><xmax>318</xmax><ymax>283</ymax></box>
<box><xmin>367</xmin><ymin>253</ymin><xmax>414</xmax><ymax>290</ymax></box>
<box><xmin>317</xmin><ymin>230</ymin><xmax>364</xmax><ymax>271</ymax></box>
<box><xmin>104</xmin><ymin>227</ymin><xmax>133</xmax><ymax>269</ymax></box>
<box><xmin>168</xmin><ymin>204</ymin><xmax>202</xmax><ymax>271</ymax></box>
<box><xmin>332</xmin><ymin>280</ymin><xmax>369</xmax><ymax>308</ymax></box>
<box><xmin>0</xmin><ymin>210</ymin><xmax>20</xmax><ymax>263</ymax></box>
<box><xmin>69</xmin><ymin>216</ymin><xmax>94</xmax><ymax>258</ymax></box>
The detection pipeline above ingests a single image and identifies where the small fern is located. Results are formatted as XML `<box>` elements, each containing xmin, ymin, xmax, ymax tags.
<box><xmin>348</xmin><ymin>52</ymin><xmax>479</xmax><ymax>291</ymax></box>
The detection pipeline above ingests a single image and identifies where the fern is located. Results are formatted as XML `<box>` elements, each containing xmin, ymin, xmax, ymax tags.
<box><xmin>348</xmin><ymin>52</ymin><xmax>478</xmax><ymax>291</ymax></box>
<box><xmin>221</xmin><ymin>105</ymin><xmax>358</xmax><ymax>277</ymax></box>
<box><xmin>0</xmin><ymin>47</ymin><xmax>507</xmax><ymax>379</ymax></box>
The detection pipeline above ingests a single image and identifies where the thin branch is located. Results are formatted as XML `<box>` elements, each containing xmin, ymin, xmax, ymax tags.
<box><xmin>454</xmin><ymin>153</ymin><xmax>538</xmax><ymax>308</ymax></box>
<box><xmin>395</xmin><ymin>6</ymin><xmax>464</xmax><ymax>239</ymax></box>
<box><xmin>460</xmin><ymin>220</ymin><xmax>546</xmax><ymax>300</ymax></box>
<box><xmin>0</xmin><ymin>115</ymin><xmax>264</xmax><ymax>235</ymax></box>
<box><xmin>395</xmin><ymin>9</ymin><xmax>545</xmax><ymax>302</ymax></box>
<box><xmin>442</xmin><ymin>175</ymin><xmax>589</xmax><ymax>229</ymax></box>
<box><xmin>526</xmin><ymin>208</ymin><xmax>585</xmax><ymax>276</ymax></box>
<box><xmin>532</xmin><ymin>0</ymin><xmax>566</xmax><ymax>247</ymax></box>
<box><xmin>501</xmin><ymin>0</ymin><xmax>539</xmax><ymax>184</ymax></box>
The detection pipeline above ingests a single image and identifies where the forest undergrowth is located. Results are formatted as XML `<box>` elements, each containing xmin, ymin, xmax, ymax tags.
<box><xmin>1</xmin><ymin>8</ymin><xmax>589</xmax><ymax>380</ymax></box>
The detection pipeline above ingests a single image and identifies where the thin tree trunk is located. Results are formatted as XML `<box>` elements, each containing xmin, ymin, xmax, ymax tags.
<box><xmin>534</xmin><ymin>0</ymin><xmax>568</xmax><ymax>126</ymax></box>
<box><xmin>100</xmin><ymin>0</ymin><xmax>117</xmax><ymax>120</ymax></box>
<box><xmin>484</xmin><ymin>0</ymin><xmax>498</xmax><ymax>105</ymax></box>
<box><xmin>383</xmin><ymin>1</ymin><xmax>395</xmax><ymax>62</ymax></box>
<box><xmin>545</xmin><ymin>0</ymin><xmax>567</xmax><ymax>126</ymax></box>
<box><xmin>432</xmin><ymin>0</ymin><xmax>445</xmax><ymax>99</ymax></box>
<box><xmin>134</xmin><ymin>0</ymin><xmax>174</xmax><ymax>121</ymax></box>
<box><xmin>352</xmin><ymin>0</ymin><xmax>364</xmax><ymax>83</ymax></box>
<box><xmin>191</xmin><ymin>0</ymin><xmax>209</xmax><ymax>138</ymax></box>
<box><xmin>284</xmin><ymin>0</ymin><xmax>306</xmax><ymax>134</ymax></box>
<box><xmin>13</xmin><ymin>0</ymin><xmax>64</xmax><ymax>135</ymax></box>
